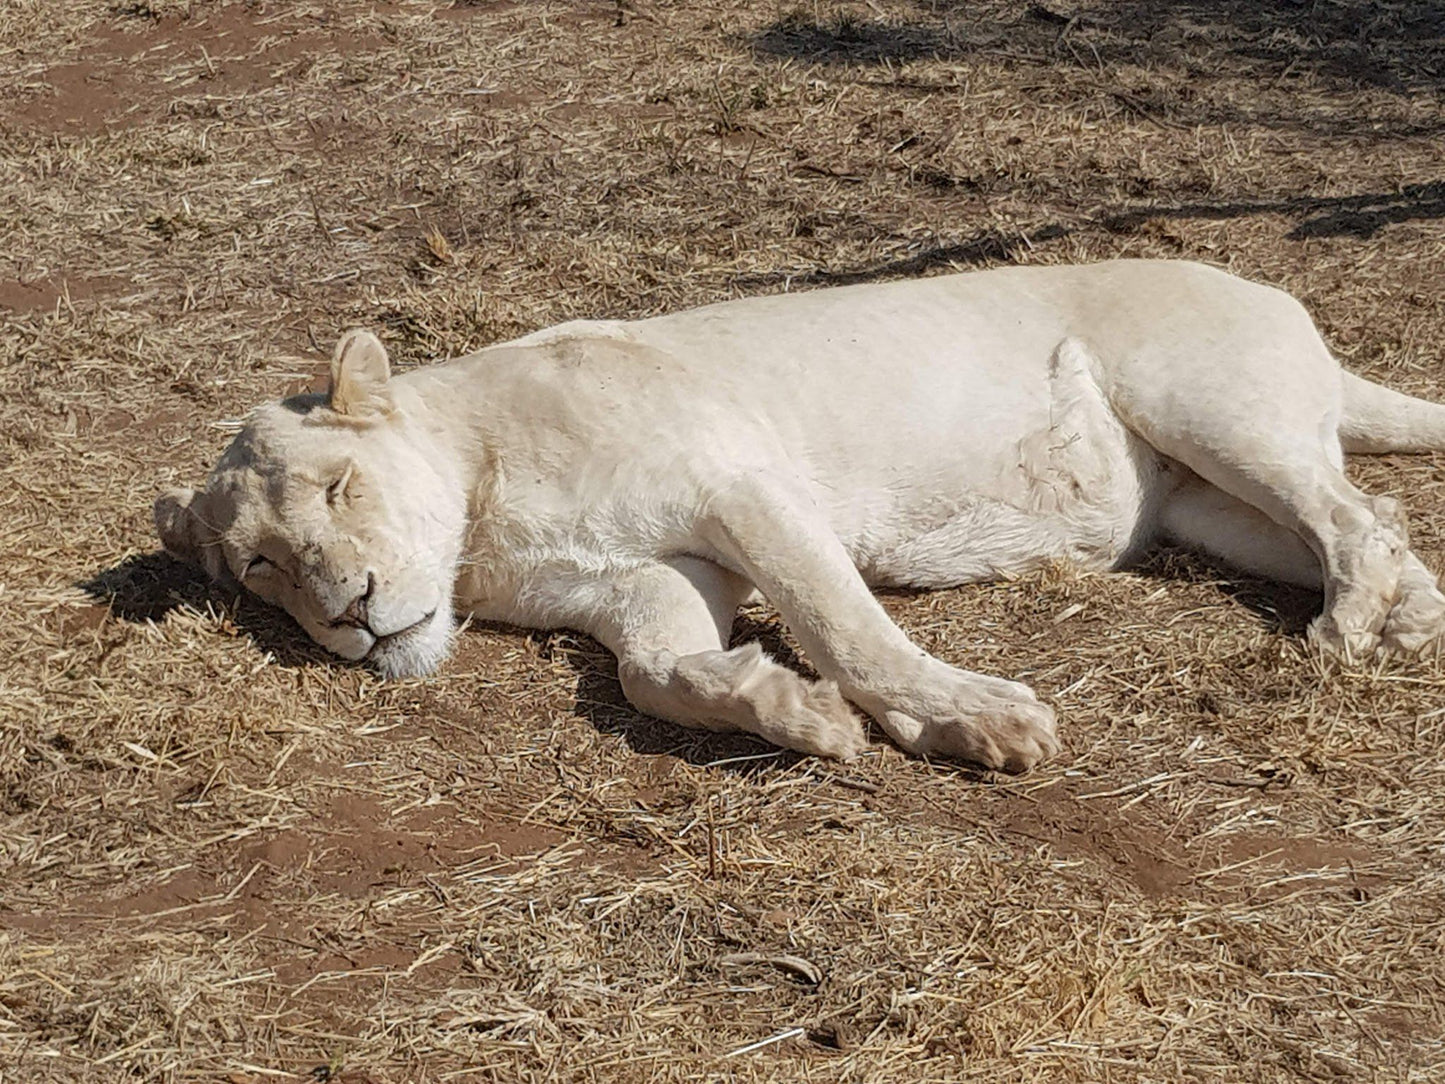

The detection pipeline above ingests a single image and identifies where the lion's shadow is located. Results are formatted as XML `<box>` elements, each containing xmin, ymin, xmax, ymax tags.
<box><xmin>81</xmin><ymin>549</ymin><xmax>1324</xmax><ymax>773</ymax></box>
<box><xmin>79</xmin><ymin>551</ymin><xmax>339</xmax><ymax>670</ymax></box>
<box><xmin>562</xmin><ymin>559</ymin><xmax>1323</xmax><ymax>772</ymax></box>
<box><xmin>78</xmin><ymin>553</ymin><xmax>836</xmax><ymax>774</ymax></box>
<box><xmin>1133</xmin><ymin>547</ymin><xmax>1322</xmax><ymax>639</ymax></box>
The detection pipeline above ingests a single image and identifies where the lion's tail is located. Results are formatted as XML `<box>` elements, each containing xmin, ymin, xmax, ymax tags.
<box><xmin>1340</xmin><ymin>371</ymin><xmax>1445</xmax><ymax>454</ymax></box>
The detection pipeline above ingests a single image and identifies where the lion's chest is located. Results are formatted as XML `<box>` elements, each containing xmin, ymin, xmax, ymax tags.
<box><xmin>451</xmin><ymin>478</ymin><xmax>690</xmax><ymax>629</ymax></box>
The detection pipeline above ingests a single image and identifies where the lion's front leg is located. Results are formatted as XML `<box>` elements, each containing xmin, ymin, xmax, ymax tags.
<box><xmin>696</xmin><ymin>475</ymin><xmax>1060</xmax><ymax>772</ymax></box>
<box><xmin>587</xmin><ymin>557</ymin><xmax>867</xmax><ymax>760</ymax></box>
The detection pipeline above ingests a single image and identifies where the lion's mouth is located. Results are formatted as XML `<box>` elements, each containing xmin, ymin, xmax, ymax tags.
<box><xmin>369</xmin><ymin>609</ymin><xmax>438</xmax><ymax>651</ymax></box>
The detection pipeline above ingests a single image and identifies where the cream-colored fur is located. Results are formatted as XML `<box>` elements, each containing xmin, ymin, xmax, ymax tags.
<box><xmin>155</xmin><ymin>260</ymin><xmax>1445</xmax><ymax>771</ymax></box>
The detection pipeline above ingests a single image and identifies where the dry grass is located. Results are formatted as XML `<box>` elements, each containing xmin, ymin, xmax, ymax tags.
<box><xmin>2</xmin><ymin>1</ymin><xmax>1445</xmax><ymax>1080</ymax></box>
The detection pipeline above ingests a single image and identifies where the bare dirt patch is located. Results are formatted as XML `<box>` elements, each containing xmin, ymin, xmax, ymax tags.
<box><xmin>2</xmin><ymin>0</ymin><xmax>1444</xmax><ymax>1081</ymax></box>
<box><xmin>13</xmin><ymin>6</ymin><xmax>381</xmax><ymax>133</ymax></box>
<box><xmin>0</xmin><ymin>275</ymin><xmax>128</xmax><ymax>312</ymax></box>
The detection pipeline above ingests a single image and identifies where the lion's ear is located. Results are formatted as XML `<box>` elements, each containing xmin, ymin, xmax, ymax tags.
<box><xmin>328</xmin><ymin>329</ymin><xmax>391</xmax><ymax>416</ymax></box>
<box><xmin>154</xmin><ymin>486</ymin><xmax>228</xmax><ymax>582</ymax></box>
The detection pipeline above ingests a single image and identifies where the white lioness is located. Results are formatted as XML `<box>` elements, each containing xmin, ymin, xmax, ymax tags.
<box><xmin>155</xmin><ymin>260</ymin><xmax>1445</xmax><ymax>771</ymax></box>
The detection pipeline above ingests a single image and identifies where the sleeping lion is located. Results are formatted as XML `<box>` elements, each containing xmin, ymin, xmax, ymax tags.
<box><xmin>155</xmin><ymin>260</ymin><xmax>1445</xmax><ymax>772</ymax></box>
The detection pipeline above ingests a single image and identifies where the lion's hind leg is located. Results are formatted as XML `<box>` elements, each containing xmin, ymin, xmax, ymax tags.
<box><xmin>1160</xmin><ymin>474</ymin><xmax>1322</xmax><ymax>588</ymax></box>
<box><xmin>589</xmin><ymin>557</ymin><xmax>867</xmax><ymax>760</ymax></box>
<box><xmin>1131</xmin><ymin>379</ymin><xmax>1410</xmax><ymax>658</ymax></box>
<box><xmin>1181</xmin><ymin>462</ymin><xmax>1403</xmax><ymax>658</ymax></box>
<box><xmin>1161</xmin><ymin>473</ymin><xmax>1445</xmax><ymax>655</ymax></box>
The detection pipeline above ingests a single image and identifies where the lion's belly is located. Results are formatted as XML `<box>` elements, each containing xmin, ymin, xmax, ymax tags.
<box><xmin>846</xmin><ymin>434</ymin><xmax>1164</xmax><ymax>588</ymax></box>
<box><xmin>820</xmin><ymin>339</ymin><xmax>1170</xmax><ymax>588</ymax></box>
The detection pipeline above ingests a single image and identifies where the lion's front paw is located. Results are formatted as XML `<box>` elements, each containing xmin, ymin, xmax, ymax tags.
<box><xmin>1308</xmin><ymin>614</ymin><xmax>1382</xmax><ymax>662</ymax></box>
<box><xmin>792</xmin><ymin>680</ymin><xmax>869</xmax><ymax>761</ymax></box>
<box><xmin>733</xmin><ymin>657</ymin><xmax>868</xmax><ymax>760</ymax></box>
<box><xmin>881</xmin><ymin>672</ymin><xmax>1059</xmax><ymax>773</ymax></box>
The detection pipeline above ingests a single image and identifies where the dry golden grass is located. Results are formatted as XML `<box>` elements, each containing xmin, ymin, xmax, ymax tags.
<box><xmin>3</xmin><ymin>1</ymin><xmax>1444</xmax><ymax>1080</ymax></box>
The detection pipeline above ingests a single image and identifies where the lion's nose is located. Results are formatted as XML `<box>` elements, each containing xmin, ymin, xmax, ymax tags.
<box><xmin>333</xmin><ymin>572</ymin><xmax>376</xmax><ymax>630</ymax></box>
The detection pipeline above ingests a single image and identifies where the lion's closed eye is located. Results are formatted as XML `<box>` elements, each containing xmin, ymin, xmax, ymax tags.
<box><xmin>242</xmin><ymin>554</ymin><xmax>273</xmax><ymax>580</ymax></box>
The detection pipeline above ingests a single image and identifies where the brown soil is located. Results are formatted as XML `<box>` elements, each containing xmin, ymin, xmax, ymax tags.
<box><xmin>0</xmin><ymin>275</ymin><xmax>128</xmax><ymax>312</ymax></box>
<box><xmin>13</xmin><ymin>7</ymin><xmax>381</xmax><ymax>133</ymax></box>
<box><xmin>2</xmin><ymin>1</ymin><xmax>1444</xmax><ymax>1081</ymax></box>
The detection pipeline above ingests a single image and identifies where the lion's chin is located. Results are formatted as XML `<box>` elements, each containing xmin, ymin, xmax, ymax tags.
<box><xmin>366</xmin><ymin>613</ymin><xmax>452</xmax><ymax>679</ymax></box>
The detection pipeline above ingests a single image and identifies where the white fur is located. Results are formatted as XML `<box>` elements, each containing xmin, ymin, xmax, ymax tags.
<box><xmin>156</xmin><ymin>260</ymin><xmax>1445</xmax><ymax>771</ymax></box>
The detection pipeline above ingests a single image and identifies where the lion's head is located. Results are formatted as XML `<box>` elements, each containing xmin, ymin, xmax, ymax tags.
<box><xmin>154</xmin><ymin>331</ymin><xmax>466</xmax><ymax>678</ymax></box>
